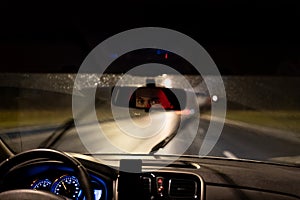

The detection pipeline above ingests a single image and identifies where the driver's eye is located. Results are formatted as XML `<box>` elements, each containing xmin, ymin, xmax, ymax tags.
<box><xmin>137</xmin><ymin>98</ymin><xmax>144</xmax><ymax>104</ymax></box>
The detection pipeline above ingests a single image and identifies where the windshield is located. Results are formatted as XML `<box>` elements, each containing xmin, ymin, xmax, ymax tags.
<box><xmin>1</xmin><ymin>70</ymin><xmax>299</xmax><ymax>165</ymax></box>
<box><xmin>0</xmin><ymin>2</ymin><xmax>300</xmax><ymax>166</ymax></box>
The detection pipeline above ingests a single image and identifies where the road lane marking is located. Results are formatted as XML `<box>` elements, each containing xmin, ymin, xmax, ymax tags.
<box><xmin>223</xmin><ymin>150</ymin><xmax>238</xmax><ymax>159</ymax></box>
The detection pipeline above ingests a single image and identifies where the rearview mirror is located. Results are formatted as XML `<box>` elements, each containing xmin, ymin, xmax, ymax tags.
<box><xmin>111</xmin><ymin>86</ymin><xmax>187</xmax><ymax>111</ymax></box>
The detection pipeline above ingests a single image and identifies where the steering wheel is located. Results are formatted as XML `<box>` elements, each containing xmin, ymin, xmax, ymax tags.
<box><xmin>0</xmin><ymin>148</ymin><xmax>94</xmax><ymax>200</ymax></box>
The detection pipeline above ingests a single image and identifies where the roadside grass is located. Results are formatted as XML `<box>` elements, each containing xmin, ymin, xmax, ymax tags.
<box><xmin>1</xmin><ymin>109</ymin><xmax>300</xmax><ymax>134</ymax></box>
<box><xmin>225</xmin><ymin>110</ymin><xmax>300</xmax><ymax>133</ymax></box>
<box><xmin>0</xmin><ymin>109</ymin><xmax>73</xmax><ymax>129</ymax></box>
<box><xmin>0</xmin><ymin>106</ymin><xmax>113</xmax><ymax>129</ymax></box>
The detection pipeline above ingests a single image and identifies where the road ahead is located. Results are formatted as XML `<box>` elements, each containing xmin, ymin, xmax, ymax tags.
<box><xmin>186</xmin><ymin>119</ymin><xmax>300</xmax><ymax>163</ymax></box>
<box><xmin>1</xmin><ymin>112</ymin><xmax>300</xmax><ymax>164</ymax></box>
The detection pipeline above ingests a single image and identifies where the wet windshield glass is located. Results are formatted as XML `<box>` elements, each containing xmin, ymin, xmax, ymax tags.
<box><xmin>0</xmin><ymin>72</ymin><xmax>299</xmax><ymax>165</ymax></box>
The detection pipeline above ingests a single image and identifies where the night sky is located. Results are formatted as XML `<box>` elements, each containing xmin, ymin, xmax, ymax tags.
<box><xmin>0</xmin><ymin>1</ymin><xmax>299</xmax><ymax>75</ymax></box>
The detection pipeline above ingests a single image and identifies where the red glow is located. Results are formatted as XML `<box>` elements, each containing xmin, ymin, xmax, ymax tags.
<box><xmin>157</xmin><ymin>178</ymin><xmax>163</xmax><ymax>184</ymax></box>
<box><xmin>165</xmin><ymin>53</ymin><xmax>168</xmax><ymax>59</ymax></box>
<box><xmin>157</xmin><ymin>90</ymin><xmax>173</xmax><ymax>109</ymax></box>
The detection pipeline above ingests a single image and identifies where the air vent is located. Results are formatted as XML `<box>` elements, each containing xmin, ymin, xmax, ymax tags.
<box><xmin>142</xmin><ymin>177</ymin><xmax>151</xmax><ymax>196</ymax></box>
<box><xmin>169</xmin><ymin>178</ymin><xmax>197</xmax><ymax>198</ymax></box>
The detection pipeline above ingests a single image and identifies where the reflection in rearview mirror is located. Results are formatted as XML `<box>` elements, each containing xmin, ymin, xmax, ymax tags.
<box><xmin>112</xmin><ymin>86</ymin><xmax>186</xmax><ymax>111</ymax></box>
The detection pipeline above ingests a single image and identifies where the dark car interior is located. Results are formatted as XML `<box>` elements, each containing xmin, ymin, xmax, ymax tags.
<box><xmin>0</xmin><ymin>1</ymin><xmax>299</xmax><ymax>200</ymax></box>
<box><xmin>0</xmin><ymin>148</ymin><xmax>299</xmax><ymax>200</ymax></box>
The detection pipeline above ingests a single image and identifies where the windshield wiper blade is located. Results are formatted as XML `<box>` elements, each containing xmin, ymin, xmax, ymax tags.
<box><xmin>150</xmin><ymin>133</ymin><xmax>177</xmax><ymax>154</ymax></box>
<box><xmin>38</xmin><ymin>119</ymin><xmax>75</xmax><ymax>148</ymax></box>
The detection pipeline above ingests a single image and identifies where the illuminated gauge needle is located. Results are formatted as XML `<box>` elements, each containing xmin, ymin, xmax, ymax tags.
<box><xmin>62</xmin><ymin>181</ymin><xmax>67</xmax><ymax>190</ymax></box>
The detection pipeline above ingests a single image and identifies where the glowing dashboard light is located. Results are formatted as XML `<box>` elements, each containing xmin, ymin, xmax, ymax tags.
<box><xmin>157</xmin><ymin>178</ymin><xmax>163</xmax><ymax>184</ymax></box>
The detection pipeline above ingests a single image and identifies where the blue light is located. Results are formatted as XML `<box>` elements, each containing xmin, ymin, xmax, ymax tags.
<box><xmin>156</xmin><ymin>49</ymin><xmax>170</xmax><ymax>56</ymax></box>
<box><xmin>109</xmin><ymin>53</ymin><xmax>118</xmax><ymax>59</ymax></box>
<box><xmin>90</xmin><ymin>174</ymin><xmax>108</xmax><ymax>200</ymax></box>
<box><xmin>27</xmin><ymin>165</ymin><xmax>50</xmax><ymax>176</ymax></box>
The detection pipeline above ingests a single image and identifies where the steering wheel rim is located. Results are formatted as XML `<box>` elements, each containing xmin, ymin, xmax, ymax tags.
<box><xmin>0</xmin><ymin>189</ymin><xmax>67</xmax><ymax>200</ymax></box>
<box><xmin>0</xmin><ymin>148</ymin><xmax>94</xmax><ymax>200</ymax></box>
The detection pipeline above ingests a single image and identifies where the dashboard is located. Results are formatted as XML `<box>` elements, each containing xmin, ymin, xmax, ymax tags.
<box><xmin>2</xmin><ymin>158</ymin><xmax>205</xmax><ymax>200</ymax></box>
<box><xmin>1</xmin><ymin>153</ymin><xmax>299</xmax><ymax>200</ymax></box>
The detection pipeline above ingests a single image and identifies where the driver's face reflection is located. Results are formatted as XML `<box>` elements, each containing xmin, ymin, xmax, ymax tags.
<box><xmin>136</xmin><ymin>97</ymin><xmax>160</xmax><ymax>108</ymax></box>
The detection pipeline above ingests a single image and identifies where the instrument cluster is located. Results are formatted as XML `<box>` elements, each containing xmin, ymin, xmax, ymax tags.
<box><xmin>29</xmin><ymin>173</ymin><xmax>106</xmax><ymax>200</ymax></box>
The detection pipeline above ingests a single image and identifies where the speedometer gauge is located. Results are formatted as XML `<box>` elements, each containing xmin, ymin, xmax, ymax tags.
<box><xmin>31</xmin><ymin>179</ymin><xmax>52</xmax><ymax>191</ymax></box>
<box><xmin>52</xmin><ymin>175</ymin><xmax>81</xmax><ymax>199</ymax></box>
